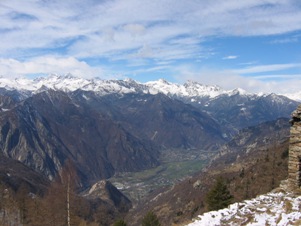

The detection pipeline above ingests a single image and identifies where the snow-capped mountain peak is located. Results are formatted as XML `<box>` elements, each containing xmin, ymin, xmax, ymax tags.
<box><xmin>0</xmin><ymin>74</ymin><xmax>299</xmax><ymax>101</ymax></box>
<box><xmin>183</xmin><ymin>80</ymin><xmax>223</xmax><ymax>98</ymax></box>
<box><xmin>145</xmin><ymin>79</ymin><xmax>225</xmax><ymax>98</ymax></box>
<box><xmin>229</xmin><ymin>88</ymin><xmax>247</xmax><ymax>95</ymax></box>
<box><xmin>145</xmin><ymin>79</ymin><xmax>183</xmax><ymax>96</ymax></box>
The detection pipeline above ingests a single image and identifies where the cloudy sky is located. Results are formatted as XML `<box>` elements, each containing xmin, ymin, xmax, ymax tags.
<box><xmin>1</xmin><ymin>0</ymin><xmax>301</xmax><ymax>94</ymax></box>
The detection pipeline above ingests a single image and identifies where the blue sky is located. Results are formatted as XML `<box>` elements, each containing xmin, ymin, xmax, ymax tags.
<box><xmin>0</xmin><ymin>0</ymin><xmax>301</xmax><ymax>94</ymax></box>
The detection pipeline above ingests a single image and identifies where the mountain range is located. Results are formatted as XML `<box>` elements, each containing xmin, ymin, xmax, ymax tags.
<box><xmin>0</xmin><ymin>74</ymin><xmax>299</xmax><ymax>225</ymax></box>
<box><xmin>0</xmin><ymin>74</ymin><xmax>299</xmax><ymax>133</ymax></box>
<box><xmin>0</xmin><ymin>74</ymin><xmax>299</xmax><ymax>187</ymax></box>
<box><xmin>0</xmin><ymin>74</ymin><xmax>300</xmax><ymax>101</ymax></box>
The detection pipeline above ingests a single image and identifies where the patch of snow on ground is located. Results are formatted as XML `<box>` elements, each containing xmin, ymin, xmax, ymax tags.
<box><xmin>187</xmin><ymin>191</ymin><xmax>301</xmax><ymax>226</ymax></box>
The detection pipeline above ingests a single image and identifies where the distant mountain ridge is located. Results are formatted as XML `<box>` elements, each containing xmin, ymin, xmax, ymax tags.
<box><xmin>0</xmin><ymin>74</ymin><xmax>300</xmax><ymax>101</ymax></box>
<box><xmin>0</xmin><ymin>75</ymin><xmax>299</xmax><ymax>135</ymax></box>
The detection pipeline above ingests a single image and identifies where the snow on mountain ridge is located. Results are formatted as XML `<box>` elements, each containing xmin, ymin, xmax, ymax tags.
<box><xmin>0</xmin><ymin>74</ymin><xmax>299</xmax><ymax>101</ymax></box>
<box><xmin>0</xmin><ymin>75</ymin><xmax>228</xmax><ymax>98</ymax></box>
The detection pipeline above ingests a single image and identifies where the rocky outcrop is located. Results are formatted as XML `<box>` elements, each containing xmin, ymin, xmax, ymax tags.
<box><xmin>288</xmin><ymin>105</ymin><xmax>301</xmax><ymax>189</ymax></box>
<box><xmin>84</xmin><ymin>180</ymin><xmax>132</xmax><ymax>212</ymax></box>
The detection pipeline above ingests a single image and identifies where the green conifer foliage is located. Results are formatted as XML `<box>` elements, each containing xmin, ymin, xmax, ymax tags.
<box><xmin>141</xmin><ymin>211</ymin><xmax>161</xmax><ymax>226</ymax></box>
<box><xmin>205</xmin><ymin>177</ymin><xmax>233</xmax><ymax>211</ymax></box>
<box><xmin>114</xmin><ymin>219</ymin><xmax>127</xmax><ymax>226</ymax></box>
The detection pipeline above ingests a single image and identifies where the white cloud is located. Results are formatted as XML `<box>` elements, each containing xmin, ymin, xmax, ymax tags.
<box><xmin>223</xmin><ymin>55</ymin><xmax>238</xmax><ymax>60</ymax></box>
<box><xmin>271</xmin><ymin>37</ymin><xmax>299</xmax><ymax>44</ymax></box>
<box><xmin>123</xmin><ymin>24</ymin><xmax>146</xmax><ymax>36</ymax></box>
<box><xmin>1</xmin><ymin>0</ymin><xmax>301</xmax><ymax>61</ymax></box>
<box><xmin>175</xmin><ymin>67</ymin><xmax>263</xmax><ymax>92</ymax></box>
<box><xmin>233</xmin><ymin>63</ymin><xmax>300</xmax><ymax>74</ymax></box>
<box><xmin>0</xmin><ymin>57</ymin><xmax>104</xmax><ymax>78</ymax></box>
<box><xmin>174</xmin><ymin>65</ymin><xmax>301</xmax><ymax>94</ymax></box>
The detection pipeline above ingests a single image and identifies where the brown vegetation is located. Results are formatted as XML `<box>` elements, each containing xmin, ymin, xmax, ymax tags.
<box><xmin>0</xmin><ymin>160</ymin><xmax>130</xmax><ymax>226</ymax></box>
<box><xmin>128</xmin><ymin>119</ymin><xmax>289</xmax><ymax>225</ymax></box>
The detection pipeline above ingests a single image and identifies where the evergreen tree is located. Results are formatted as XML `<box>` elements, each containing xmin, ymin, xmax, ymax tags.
<box><xmin>114</xmin><ymin>219</ymin><xmax>127</xmax><ymax>226</ymax></box>
<box><xmin>205</xmin><ymin>177</ymin><xmax>233</xmax><ymax>211</ymax></box>
<box><xmin>141</xmin><ymin>211</ymin><xmax>161</xmax><ymax>226</ymax></box>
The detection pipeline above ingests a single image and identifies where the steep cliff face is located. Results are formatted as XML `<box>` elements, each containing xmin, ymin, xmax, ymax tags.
<box><xmin>85</xmin><ymin>180</ymin><xmax>132</xmax><ymax>212</ymax></box>
<box><xmin>0</xmin><ymin>90</ymin><xmax>159</xmax><ymax>185</ymax></box>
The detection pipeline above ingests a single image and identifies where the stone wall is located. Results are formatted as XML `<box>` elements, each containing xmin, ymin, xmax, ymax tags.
<box><xmin>288</xmin><ymin>105</ymin><xmax>301</xmax><ymax>189</ymax></box>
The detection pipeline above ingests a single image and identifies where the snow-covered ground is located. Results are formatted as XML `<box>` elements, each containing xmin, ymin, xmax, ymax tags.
<box><xmin>187</xmin><ymin>191</ymin><xmax>301</xmax><ymax>226</ymax></box>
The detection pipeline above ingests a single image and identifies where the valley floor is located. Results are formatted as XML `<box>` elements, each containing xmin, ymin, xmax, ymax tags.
<box><xmin>109</xmin><ymin>148</ymin><xmax>210</xmax><ymax>202</ymax></box>
<box><xmin>187</xmin><ymin>186</ymin><xmax>301</xmax><ymax>226</ymax></box>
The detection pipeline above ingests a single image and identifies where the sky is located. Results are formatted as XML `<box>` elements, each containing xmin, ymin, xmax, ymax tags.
<box><xmin>0</xmin><ymin>0</ymin><xmax>301</xmax><ymax>94</ymax></box>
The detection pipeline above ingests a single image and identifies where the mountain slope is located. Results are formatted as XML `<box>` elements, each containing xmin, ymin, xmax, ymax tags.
<box><xmin>0</xmin><ymin>89</ymin><xmax>228</xmax><ymax>186</ymax></box>
<box><xmin>0</xmin><ymin>75</ymin><xmax>296</xmax><ymax>192</ymax></box>
<box><xmin>193</xmin><ymin>92</ymin><xmax>297</xmax><ymax>135</ymax></box>
<box><xmin>82</xmin><ymin>92</ymin><xmax>226</xmax><ymax>150</ymax></box>
<box><xmin>0</xmin><ymin>90</ymin><xmax>159</xmax><ymax>185</ymax></box>
<box><xmin>0</xmin><ymin>75</ymin><xmax>296</xmax><ymax>189</ymax></box>
<box><xmin>0</xmin><ymin>153</ymin><xmax>50</xmax><ymax>194</ymax></box>
<box><xmin>127</xmin><ymin>118</ymin><xmax>290</xmax><ymax>225</ymax></box>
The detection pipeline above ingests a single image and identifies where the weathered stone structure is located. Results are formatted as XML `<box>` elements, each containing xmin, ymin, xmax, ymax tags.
<box><xmin>288</xmin><ymin>105</ymin><xmax>301</xmax><ymax>189</ymax></box>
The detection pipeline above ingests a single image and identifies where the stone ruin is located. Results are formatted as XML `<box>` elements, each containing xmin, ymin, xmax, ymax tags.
<box><xmin>288</xmin><ymin>105</ymin><xmax>301</xmax><ymax>189</ymax></box>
